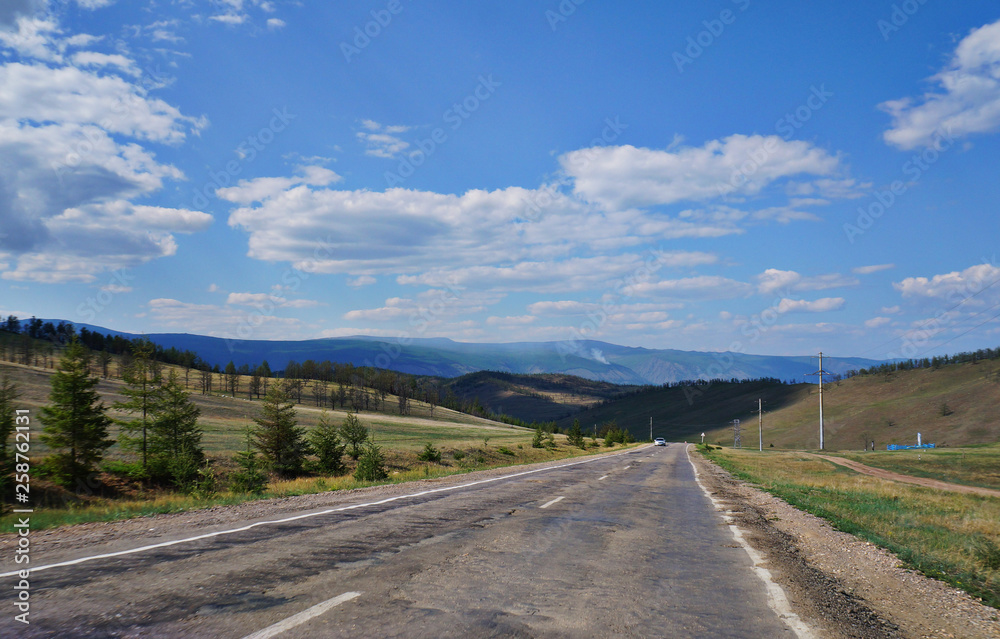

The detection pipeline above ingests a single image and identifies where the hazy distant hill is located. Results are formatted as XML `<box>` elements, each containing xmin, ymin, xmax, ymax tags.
<box><xmin>51</xmin><ymin>321</ymin><xmax>881</xmax><ymax>385</ymax></box>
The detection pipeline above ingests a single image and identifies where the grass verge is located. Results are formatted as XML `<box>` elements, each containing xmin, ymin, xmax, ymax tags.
<box><xmin>1</xmin><ymin>441</ymin><xmax>640</xmax><ymax>532</ymax></box>
<box><xmin>831</xmin><ymin>444</ymin><xmax>1000</xmax><ymax>492</ymax></box>
<box><xmin>698</xmin><ymin>445</ymin><xmax>1000</xmax><ymax>609</ymax></box>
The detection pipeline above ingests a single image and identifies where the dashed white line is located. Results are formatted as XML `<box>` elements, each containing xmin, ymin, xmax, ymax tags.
<box><xmin>598</xmin><ymin>475</ymin><xmax>609</xmax><ymax>480</ymax></box>
<box><xmin>624</xmin><ymin>466</ymin><xmax>631</xmax><ymax>470</ymax></box>
<box><xmin>241</xmin><ymin>591</ymin><xmax>361</xmax><ymax>639</ymax></box>
<box><xmin>1</xmin><ymin>446</ymin><xmax>652</xmax><ymax>578</ymax></box>
<box><xmin>539</xmin><ymin>496</ymin><xmax>565</xmax><ymax>509</ymax></box>
<box><xmin>684</xmin><ymin>445</ymin><xmax>815</xmax><ymax>639</ymax></box>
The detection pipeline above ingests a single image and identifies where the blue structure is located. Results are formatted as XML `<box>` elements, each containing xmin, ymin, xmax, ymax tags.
<box><xmin>887</xmin><ymin>443</ymin><xmax>936</xmax><ymax>451</ymax></box>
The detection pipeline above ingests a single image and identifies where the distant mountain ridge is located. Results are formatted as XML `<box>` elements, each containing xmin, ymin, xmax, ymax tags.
<box><xmin>52</xmin><ymin>320</ymin><xmax>881</xmax><ymax>385</ymax></box>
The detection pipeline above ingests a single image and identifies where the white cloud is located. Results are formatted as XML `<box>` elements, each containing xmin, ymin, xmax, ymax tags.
<box><xmin>853</xmin><ymin>263</ymin><xmax>895</xmax><ymax>275</ymax></box>
<box><xmin>629</xmin><ymin>276</ymin><xmax>754</xmax><ymax>300</ymax></box>
<box><xmin>267</xmin><ymin>18</ymin><xmax>285</xmax><ymax>29</ymax></box>
<box><xmin>756</xmin><ymin>269</ymin><xmax>858</xmax><ymax>295</ymax></box>
<box><xmin>486</xmin><ymin>315</ymin><xmax>536</xmax><ymax>326</ymax></box>
<box><xmin>894</xmin><ymin>263</ymin><xmax>1000</xmax><ymax>302</ymax></box>
<box><xmin>561</xmin><ymin>135</ymin><xmax>841</xmax><ymax>210</ymax></box>
<box><xmin>147</xmin><ymin>298</ymin><xmax>306</xmax><ymax>339</ymax></box>
<box><xmin>226</xmin><ymin>292</ymin><xmax>320</xmax><ymax>308</ymax></box>
<box><xmin>775</xmin><ymin>297</ymin><xmax>845</xmax><ymax>313</ymax></box>
<box><xmin>865</xmin><ymin>317</ymin><xmax>892</xmax><ymax>328</ymax></box>
<box><xmin>347</xmin><ymin>275</ymin><xmax>376</xmax><ymax>288</ymax></box>
<box><xmin>881</xmin><ymin>19</ymin><xmax>1000</xmax><ymax>149</ymax></box>
<box><xmin>356</xmin><ymin>121</ymin><xmax>411</xmax><ymax>159</ymax></box>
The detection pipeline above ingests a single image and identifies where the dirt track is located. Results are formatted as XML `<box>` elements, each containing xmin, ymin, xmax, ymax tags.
<box><xmin>815</xmin><ymin>455</ymin><xmax>1000</xmax><ymax>498</ymax></box>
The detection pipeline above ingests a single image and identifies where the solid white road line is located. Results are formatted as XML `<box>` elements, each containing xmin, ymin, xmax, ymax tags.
<box><xmin>1</xmin><ymin>446</ymin><xmax>652</xmax><ymax>578</ymax></box>
<box><xmin>539</xmin><ymin>496</ymin><xmax>565</xmax><ymax>509</ymax></box>
<box><xmin>241</xmin><ymin>591</ymin><xmax>361</xmax><ymax>639</ymax></box>
<box><xmin>685</xmin><ymin>445</ymin><xmax>815</xmax><ymax>639</ymax></box>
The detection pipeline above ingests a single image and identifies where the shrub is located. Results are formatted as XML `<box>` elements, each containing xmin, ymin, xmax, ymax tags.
<box><xmin>498</xmin><ymin>446</ymin><xmax>515</xmax><ymax>456</ymax></box>
<box><xmin>453</xmin><ymin>450</ymin><xmax>466</xmax><ymax>461</ymax></box>
<box><xmin>354</xmin><ymin>440</ymin><xmax>389</xmax><ymax>482</ymax></box>
<box><xmin>417</xmin><ymin>442</ymin><xmax>442</xmax><ymax>463</ymax></box>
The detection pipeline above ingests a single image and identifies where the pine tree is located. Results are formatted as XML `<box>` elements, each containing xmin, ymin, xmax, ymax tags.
<box><xmin>0</xmin><ymin>374</ymin><xmax>20</xmax><ymax>505</ymax></box>
<box><xmin>309</xmin><ymin>411</ymin><xmax>346</xmax><ymax>476</ymax></box>
<box><xmin>40</xmin><ymin>340</ymin><xmax>113</xmax><ymax>488</ymax></box>
<box><xmin>354</xmin><ymin>437</ymin><xmax>388</xmax><ymax>482</ymax></box>
<box><xmin>253</xmin><ymin>382</ymin><xmax>309</xmax><ymax>476</ymax></box>
<box><xmin>531</xmin><ymin>424</ymin><xmax>544</xmax><ymax>448</ymax></box>
<box><xmin>150</xmin><ymin>369</ymin><xmax>205</xmax><ymax>485</ymax></box>
<box><xmin>231</xmin><ymin>426</ymin><xmax>267</xmax><ymax>494</ymax></box>
<box><xmin>568</xmin><ymin>419</ymin><xmax>585</xmax><ymax>449</ymax></box>
<box><xmin>113</xmin><ymin>339</ymin><xmax>163</xmax><ymax>470</ymax></box>
<box><xmin>340</xmin><ymin>412</ymin><xmax>369</xmax><ymax>460</ymax></box>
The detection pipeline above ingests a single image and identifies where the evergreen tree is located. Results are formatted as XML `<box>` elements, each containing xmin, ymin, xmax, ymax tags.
<box><xmin>354</xmin><ymin>437</ymin><xmax>388</xmax><ymax>482</ymax></box>
<box><xmin>231</xmin><ymin>426</ymin><xmax>267</xmax><ymax>494</ymax></box>
<box><xmin>0</xmin><ymin>374</ymin><xmax>20</xmax><ymax>505</ymax></box>
<box><xmin>150</xmin><ymin>370</ymin><xmax>205</xmax><ymax>485</ymax></box>
<box><xmin>568</xmin><ymin>419</ymin><xmax>585</xmax><ymax>449</ymax></box>
<box><xmin>531</xmin><ymin>424</ymin><xmax>544</xmax><ymax>448</ymax></box>
<box><xmin>309</xmin><ymin>410</ymin><xmax>346</xmax><ymax>476</ymax></box>
<box><xmin>113</xmin><ymin>339</ymin><xmax>163</xmax><ymax>470</ymax></box>
<box><xmin>253</xmin><ymin>382</ymin><xmax>309</xmax><ymax>476</ymax></box>
<box><xmin>340</xmin><ymin>412</ymin><xmax>369</xmax><ymax>460</ymax></box>
<box><xmin>39</xmin><ymin>340</ymin><xmax>113</xmax><ymax>488</ymax></box>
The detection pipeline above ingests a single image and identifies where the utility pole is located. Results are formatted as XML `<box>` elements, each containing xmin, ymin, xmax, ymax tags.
<box><xmin>732</xmin><ymin>419</ymin><xmax>741</xmax><ymax>449</ymax></box>
<box><xmin>758</xmin><ymin>398</ymin><xmax>763</xmax><ymax>452</ymax></box>
<box><xmin>649</xmin><ymin>416</ymin><xmax>653</xmax><ymax>442</ymax></box>
<box><xmin>809</xmin><ymin>352</ymin><xmax>829</xmax><ymax>450</ymax></box>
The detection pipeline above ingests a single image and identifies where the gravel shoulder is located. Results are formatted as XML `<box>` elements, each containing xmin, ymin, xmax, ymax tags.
<box><xmin>689</xmin><ymin>448</ymin><xmax>1000</xmax><ymax>639</ymax></box>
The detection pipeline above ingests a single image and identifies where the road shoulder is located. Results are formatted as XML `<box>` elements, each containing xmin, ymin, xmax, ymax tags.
<box><xmin>689</xmin><ymin>448</ymin><xmax>1000</xmax><ymax>639</ymax></box>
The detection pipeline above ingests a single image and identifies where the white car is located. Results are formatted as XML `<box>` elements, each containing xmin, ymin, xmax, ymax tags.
<box><xmin>653</xmin><ymin>438</ymin><xmax>666</xmax><ymax>446</ymax></box>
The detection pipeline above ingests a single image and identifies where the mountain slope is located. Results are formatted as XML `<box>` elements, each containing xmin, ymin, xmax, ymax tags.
<box><xmin>48</xmin><ymin>321</ymin><xmax>882</xmax><ymax>385</ymax></box>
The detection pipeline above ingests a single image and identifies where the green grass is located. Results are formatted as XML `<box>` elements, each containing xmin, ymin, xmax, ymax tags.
<box><xmin>831</xmin><ymin>445</ymin><xmax>1000</xmax><ymax>491</ymax></box>
<box><xmin>700</xmin><ymin>446</ymin><xmax>1000</xmax><ymax>609</ymax></box>
<box><xmin>2</xmin><ymin>441</ymin><xmax>641</xmax><ymax>532</ymax></box>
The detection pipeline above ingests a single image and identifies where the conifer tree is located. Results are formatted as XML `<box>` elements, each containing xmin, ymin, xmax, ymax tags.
<box><xmin>253</xmin><ymin>382</ymin><xmax>309</xmax><ymax>476</ymax></box>
<box><xmin>40</xmin><ymin>340</ymin><xmax>113</xmax><ymax>487</ymax></box>
<box><xmin>113</xmin><ymin>339</ymin><xmax>162</xmax><ymax>470</ymax></box>
<box><xmin>150</xmin><ymin>369</ymin><xmax>205</xmax><ymax>484</ymax></box>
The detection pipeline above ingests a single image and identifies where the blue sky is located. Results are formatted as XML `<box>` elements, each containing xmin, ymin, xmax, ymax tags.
<box><xmin>3</xmin><ymin>0</ymin><xmax>1000</xmax><ymax>360</ymax></box>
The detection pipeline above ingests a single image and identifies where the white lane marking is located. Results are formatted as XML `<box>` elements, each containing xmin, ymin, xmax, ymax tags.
<box><xmin>624</xmin><ymin>466</ymin><xmax>631</xmax><ymax>470</ymax></box>
<box><xmin>685</xmin><ymin>445</ymin><xmax>815</xmax><ymax>639</ymax></box>
<box><xmin>241</xmin><ymin>591</ymin><xmax>361</xmax><ymax>639</ymax></box>
<box><xmin>598</xmin><ymin>475</ymin><xmax>609</xmax><ymax>480</ymax></box>
<box><xmin>539</xmin><ymin>496</ymin><xmax>565</xmax><ymax>509</ymax></box>
<box><xmin>2</xmin><ymin>446</ymin><xmax>652</xmax><ymax>578</ymax></box>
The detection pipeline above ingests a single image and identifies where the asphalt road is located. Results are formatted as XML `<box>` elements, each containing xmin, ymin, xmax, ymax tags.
<box><xmin>3</xmin><ymin>444</ymin><xmax>804</xmax><ymax>638</ymax></box>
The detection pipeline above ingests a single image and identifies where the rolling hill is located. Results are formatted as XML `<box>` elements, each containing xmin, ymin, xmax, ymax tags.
<box><xmin>48</xmin><ymin>321</ymin><xmax>880</xmax><ymax>385</ymax></box>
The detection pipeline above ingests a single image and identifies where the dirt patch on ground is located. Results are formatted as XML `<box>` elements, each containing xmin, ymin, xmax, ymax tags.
<box><xmin>690</xmin><ymin>450</ymin><xmax>1000</xmax><ymax>638</ymax></box>
<box><xmin>814</xmin><ymin>455</ymin><xmax>1000</xmax><ymax>499</ymax></box>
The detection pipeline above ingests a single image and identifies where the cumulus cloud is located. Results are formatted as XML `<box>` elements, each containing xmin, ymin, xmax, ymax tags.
<box><xmin>865</xmin><ymin>316</ymin><xmax>892</xmax><ymax>328</ymax></box>
<box><xmin>561</xmin><ymin>135</ymin><xmax>841</xmax><ymax>210</ymax></box>
<box><xmin>853</xmin><ymin>264</ymin><xmax>895</xmax><ymax>275</ymax></box>
<box><xmin>882</xmin><ymin>19</ymin><xmax>1000</xmax><ymax>149</ymax></box>
<box><xmin>628</xmin><ymin>276</ymin><xmax>755</xmax><ymax>300</ymax></box>
<box><xmin>756</xmin><ymin>269</ymin><xmax>859</xmax><ymax>295</ymax></box>
<box><xmin>775</xmin><ymin>297</ymin><xmax>845</xmax><ymax>313</ymax></box>
<box><xmin>147</xmin><ymin>297</ymin><xmax>306</xmax><ymax>339</ymax></box>
<box><xmin>0</xmin><ymin>13</ymin><xmax>212</xmax><ymax>283</ymax></box>
<box><xmin>356</xmin><ymin>120</ymin><xmax>410</xmax><ymax>158</ymax></box>
<box><xmin>893</xmin><ymin>263</ymin><xmax>1000</xmax><ymax>302</ymax></box>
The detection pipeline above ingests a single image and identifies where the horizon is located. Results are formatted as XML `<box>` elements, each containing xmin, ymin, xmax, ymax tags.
<box><xmin>3</xmin><ymin>2</ymin><xmax>1000</xmax><ymax>360</ymax></box>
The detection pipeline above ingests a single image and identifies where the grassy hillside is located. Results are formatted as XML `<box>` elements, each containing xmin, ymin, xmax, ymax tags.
<box><xmin>556</xmin><ymin>379</ymin><xmax>811</xmax><ymax>443</ymax></box>
<box><xmin>442</xmin><ymin>371</ymin><xmax>636</xmax><ymax>423</ymax></box>
<box><xmin>572</xmin><ymin>360</ymin><xmax>1000</xmax><ymax>450</ymax></box>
